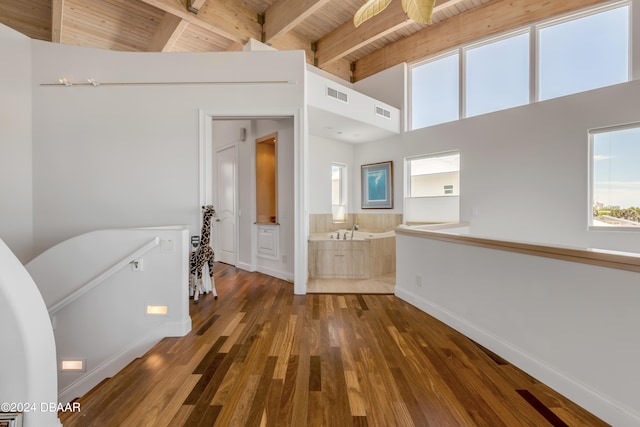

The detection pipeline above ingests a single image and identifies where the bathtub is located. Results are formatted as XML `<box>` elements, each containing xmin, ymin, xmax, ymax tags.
<box><xmin>308</xmin><ymin>230</ymin><xmax>395</xmax><ymax>279</ymax></box>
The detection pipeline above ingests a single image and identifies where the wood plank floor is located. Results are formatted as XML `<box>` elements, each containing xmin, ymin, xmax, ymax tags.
<box><xmin>60</xmin><ymin>263</ymin><xmax>609</xmax><ymax>427</ymax></box>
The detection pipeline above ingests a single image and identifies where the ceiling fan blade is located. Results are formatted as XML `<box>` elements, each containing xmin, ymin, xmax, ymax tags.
<box><xmin>401</xmin><ymin>0</ymin><xmax>436</xmax><ymax>24</ymax></box>
<box><xmin>354</xmin><ymin>0</ymin><xmax>393</xmax><ymax>28</ymax></box>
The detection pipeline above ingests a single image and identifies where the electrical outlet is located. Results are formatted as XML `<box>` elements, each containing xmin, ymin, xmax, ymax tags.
<box><xmin>131</xmin><ymin>259</ymin><xmax>144</xmax><ymax>271</ymax></box>
<box><xmin>416</xmin><ymin>274</ymin><xmax>422</xmax><ymax>287</ymax></box>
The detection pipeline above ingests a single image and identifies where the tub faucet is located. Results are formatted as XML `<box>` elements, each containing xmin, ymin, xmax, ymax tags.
<box><xmin>351</xmin><ymin>223</ymin><xmax>359</xmax><ymax>239</ymax></box>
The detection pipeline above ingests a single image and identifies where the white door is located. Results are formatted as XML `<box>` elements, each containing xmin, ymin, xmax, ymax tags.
<box><xmin>215</xmin><ymin>144</ymin><xmax>238</xmax><ymax>265</ymax></box>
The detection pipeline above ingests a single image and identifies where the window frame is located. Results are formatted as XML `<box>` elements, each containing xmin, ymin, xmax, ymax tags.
<box><xmin>535</xmin><ymin>1</ymin><xmax>631</xmax><ymax>102</ymax></box>
<box><xmin>405</xmin><ymin>151</ymin><xmax>461</xmax><ymax>199</ymax></box>
<box><xmin>408</xmin><ymin>0</ymin><xmax>631</xmax><ymax>131</ymax></box>
<box><xmin>588</xmin><ymin>122</ymin><xmax>640</xmax><ymax>232</ymax></box>
<box><xmin>462</xmin><ymin>28</ymin><xmax>532</xmax><ymax>118</ymax></box>
<box><xmin>331</xmin><ymin>162</ymin><xmax>348</xmax><ymax>223</ymax></box>
<box><xmin>408</xmin><ymin>50</ymin><xmax>460</xmax><ymax>130</ymax></box>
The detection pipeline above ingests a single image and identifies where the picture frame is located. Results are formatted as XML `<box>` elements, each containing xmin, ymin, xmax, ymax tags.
<box><xmin>361</xmin><ymin>161</ymin><xmax>393</xmax><ymax>209</ymax></box>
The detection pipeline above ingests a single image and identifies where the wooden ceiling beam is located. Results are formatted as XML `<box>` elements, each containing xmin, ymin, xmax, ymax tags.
<box><xmin>187</xmin><ymin>0</ymin><xmax>207</xmax><ymax>14</ymax></box>
<box><xmin>51</xmin><ymin>0</ymin><xmax>64</xmax><ymax>43</ymax></box>
<box><xmin>268</xmin><ymin>30</ymin><xmax>315</xmax><ymax>64</ymax></box>
<box><xmin>147</xmin><ymin>12</ymin><xmax>188</xmax><ymax>52</ymax></box>
<box><xmin>353</xmin><ymin>0</ymin><xmax>611</xmax><ymax>81</ymax></box>
<box><xmin>315</xmin><ymin>0</ymin><xmax>457</xmax><ymax>68</ymax></box>
<box><xmin>263</xmin><ymin>0</ymin><xmax>331</xmax><ymax>43</ymax></box>
<box><xmin>138</xmin><ymin>0</ymin><xmax>260</xmax><ymax>45</ymax></box>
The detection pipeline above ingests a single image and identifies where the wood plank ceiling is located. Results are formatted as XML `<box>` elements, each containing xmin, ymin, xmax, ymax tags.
<box><xmin>0</xmin><ymin>0</ymin><xmax>610</xmax><ymax>82</ymax></box>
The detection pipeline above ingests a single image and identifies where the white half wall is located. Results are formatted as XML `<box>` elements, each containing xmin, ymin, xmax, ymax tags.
<box><xmin>26</xmin><ymin>226</ymin><xmax>191</xmax><ymax>403</ymax></box>
<box><xmin>395</xmin><ymin>232</ymin><xmax>640</xmax><ymax>426</ymax></box>
<box><xmin>0</xmin><ymin>24</ymin><xmax>33</xmax><ymax>262</ymax></box>
<box><xmin>0</xmin><ymin>238</ymin><xmax>60</xmax><ymax>427</ymax></box>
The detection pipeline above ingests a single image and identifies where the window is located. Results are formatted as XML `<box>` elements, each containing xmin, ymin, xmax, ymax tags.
<box><xmin>332</xmin><ymin>163</ymin><xmax>347</xmax><ymax>222</ymax></box>
<box><xmin>407</xmin><ymin>152</ymin><xmax>460</xmax><ymax>197</ymax></box>
<box><xmin>411</xmin><ymin>52</ymin><xmax>459</xmax><ymax>129</ymax></box>
<box><xmin>590</xmin><ymin>124</ymin><xmax>640</xmax><ymax>229</ymax></box>
<box><xmin>409</xmin><ymin>1</ymin><xmax>630</xmax><ymax>130</ymax></box>
<box><xmin>538</xmin><ymin>5</ymin><xmax>629</xmax><ymax>101</ymax></box>
<box><xmin>404</xmin><ymin>151</ymin><xmax>460</xmax><ymax>223</ymax></box>
<box><xmin>465</xmin><ymin>32</ymin><xmax>530</xmax><ymax>117</ymax></box>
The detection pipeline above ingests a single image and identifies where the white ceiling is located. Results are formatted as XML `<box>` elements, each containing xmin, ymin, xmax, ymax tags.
<box><xmin>308</xmin><ymin>106</ymin><xmax>399</xmax><ymax>144</ymax></box>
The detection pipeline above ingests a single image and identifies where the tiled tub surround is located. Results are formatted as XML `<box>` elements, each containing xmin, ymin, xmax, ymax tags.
<box><xmin>309</xmin><ymin>213</ymin><xmax>403</xmax><ymax>234</ymax></box>
<box><xmin>308</xmin><ymin>230</ymin><xmax>396</xmax><ymax>279</ymax></box>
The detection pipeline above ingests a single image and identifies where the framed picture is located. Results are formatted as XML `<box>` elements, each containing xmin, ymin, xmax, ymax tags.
<box><xmin>361</xmin><ymin>161</ymin><xmax>393</xmax><ymax>209</ymax></box>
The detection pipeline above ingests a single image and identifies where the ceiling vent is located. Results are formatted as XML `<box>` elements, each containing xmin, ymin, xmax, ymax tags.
<box><xmin>375</xmin><ymin>105</ymin><xmax>391</xmax><ymax>119</ymax></box>
<box><xmin>327</xmin><ymin>86</ymin><xmax>348</xmax><ymax>103</ymax></box>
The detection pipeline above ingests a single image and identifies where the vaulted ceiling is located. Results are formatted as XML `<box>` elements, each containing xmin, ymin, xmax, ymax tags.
<box><xmin>1</xmin><ymin>0</ymin><xmax>607</xmax><ymax>82</ymax></box>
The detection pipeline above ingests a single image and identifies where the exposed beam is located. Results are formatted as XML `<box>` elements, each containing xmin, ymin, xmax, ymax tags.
<box><xmin>147</xmin><ymin>13</ymin><xmax>188</xmax><ymax>52</ymax></box>
<box><xmin>188</xmin><ymin>0</ymin><xmax>207</xmax><ymax>14</ymax></box>
<box><xmin>263</xmin><ymin>0</ymin><xmax>331</xmax><ymax>42</ymax></box>
<box><xmin>353</xmin><ymin>0</ymin><xmax>610</xmax><ymax>81</ymax></box>
<box><xmin>319</xmin><ymin>58</ymin><xmax>352</xmax><ymax>82</ymax></box>
<box><xmin>51</xmin><ymin>0</ymin><xmax>64</xmax><ymax>43</ymax></box>
<box><xmin>138</xmin><ymin>0</ymin><xmax>260</xmax><ymax>45</ymax></box>
<box><xmin>269</xmin><ymin>30</ymin><xmax>315</xmax><ymax>64</ymax></box>
<box><xmin>315</xmin><ymin>0</ymin><xmax>457</xmax><ymax>68</ymax></box>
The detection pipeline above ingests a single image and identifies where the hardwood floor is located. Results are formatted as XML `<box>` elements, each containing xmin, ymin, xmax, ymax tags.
<box><xmin>60</xmin><ymin>263</ymin><xmax>609</xmax><ymax>427</ymax></box>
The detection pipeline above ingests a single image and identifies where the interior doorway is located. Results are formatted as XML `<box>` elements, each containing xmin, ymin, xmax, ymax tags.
<box><xmin>200</xmin><ymin>112</ymin><xmax>307</xmax><ymax>295</ymax></box>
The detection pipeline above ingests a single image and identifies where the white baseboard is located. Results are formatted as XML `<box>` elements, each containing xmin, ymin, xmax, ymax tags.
<box><xmin>256</xmin><ymin>265</ymin><xmax>293</xmax><ymax>282</ymax></box>
<box><xmin>236</xmin><ymin>262</ymin><xmax>255</xmax><ymax>272</ymax></box>
<box><xmin>57</xmin><ymin>319</ymin><xmax>190</xmax><ymax>404</ymax></box>
<box><xmin>394</xmin><ymin>286</ymin><xmax>640</xmax><ymax>427</ymax></box>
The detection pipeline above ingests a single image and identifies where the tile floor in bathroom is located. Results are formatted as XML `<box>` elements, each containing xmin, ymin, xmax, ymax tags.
<box><xmin>306</xmin><ymin>272</ymin><xmax>395</xmax><ymax>294</ymax></box>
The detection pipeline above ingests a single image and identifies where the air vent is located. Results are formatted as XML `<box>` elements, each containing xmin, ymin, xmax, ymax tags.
<box><xmin>375</xmin><ymin>105</ymin><xmax>391</xmax><ymax>119</ymax></box>
<box><xmin>327</xmin><ymin>86</ymin><xmax>348</xmax><ymax>103</ymax></box>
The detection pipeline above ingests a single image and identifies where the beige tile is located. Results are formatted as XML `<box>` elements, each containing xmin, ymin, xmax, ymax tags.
<box><xmin>307</xmin><ymin>273</ymin><xmax>395</xmax><ymax>294</ymax></box>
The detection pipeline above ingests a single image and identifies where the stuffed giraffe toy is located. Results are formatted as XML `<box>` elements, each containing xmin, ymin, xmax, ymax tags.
<box><xmin>189</xmin><ymin>205</ymin><xmax>218</xmax><ymax>303</ymax></box>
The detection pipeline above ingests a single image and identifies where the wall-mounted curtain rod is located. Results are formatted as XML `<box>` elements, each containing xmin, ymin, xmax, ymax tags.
<box><xmin>40</xmin><ymin>80</ymin><xmax>296</xmax><ymax>87</ymax></box>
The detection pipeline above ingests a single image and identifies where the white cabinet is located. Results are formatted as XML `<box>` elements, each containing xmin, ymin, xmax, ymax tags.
<box><xmin>257</xmin><ymin>224</ymin><xmax>278</xmax><ymax>259</ymax></box>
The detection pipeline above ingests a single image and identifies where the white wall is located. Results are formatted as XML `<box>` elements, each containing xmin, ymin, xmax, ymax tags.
<box><xmin>308</xmin><ymin>135</ymin><xmax>355</xmax><ymax>214</ymax></box>
<box><xmin>0</xmin><ymin>25</ymin><xmax>33</xmax><ymax>262</ymax></box>
<box><xmin>354</xmin><ymin>62</ymin><xmax>406</xmax><ymax>110</ymax></box>
<box><xmin>356</xmin><ymin>79</ymin><xmax>640</xmax><ymax>252</ymax></box>
<box><xmin>30</xmin><ymin>40</ymin><xmax>305</xmax><ymax>257</ymax></box>
<box><xmin>395</xmin><ymin>233</ymin><xmax>640</xmax><ymax>426</ymax></box>
<box><xmin>0</xmin><ymin>239</ymin><xmax>60</xmax><ymax>427</ymax></box>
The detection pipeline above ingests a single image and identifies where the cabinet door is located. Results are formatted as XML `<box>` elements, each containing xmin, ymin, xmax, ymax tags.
<box><xmin>257</xmin><ymin>225</ymin><xmax>278</xmax><ymax>259</ymax></box>
<box><xmin>313</xmin><ymin>246</ymin><xmax>366</xmax><ymax>278</ymax></box>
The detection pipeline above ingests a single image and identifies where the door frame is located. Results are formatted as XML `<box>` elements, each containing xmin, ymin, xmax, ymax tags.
<box><xmin>198</xmin><ymin>108</ymin><xmax>309</xmax><ymax>295</ymax></box>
